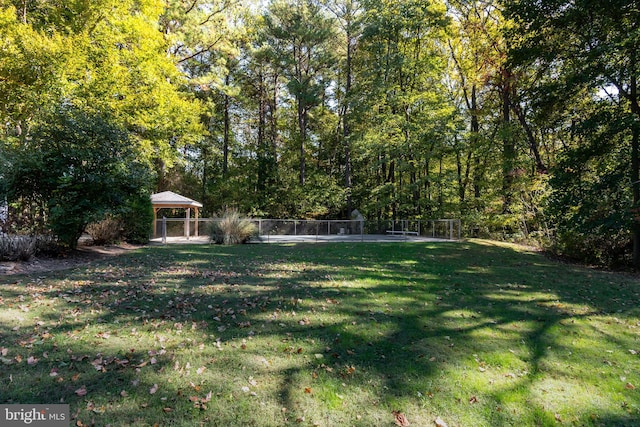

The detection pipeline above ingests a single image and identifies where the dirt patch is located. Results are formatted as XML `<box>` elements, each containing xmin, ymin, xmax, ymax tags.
<box><xmin>0</xmin><ymin>243</ymin><xmax>139</xmax><ymax>276</ymax></box>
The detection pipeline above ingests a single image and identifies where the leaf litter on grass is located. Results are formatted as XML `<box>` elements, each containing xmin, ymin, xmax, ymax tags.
<box><xmin>0</xmin><ymin>242</ymin><xmax>639</xmax><ymax>426</ymax></box>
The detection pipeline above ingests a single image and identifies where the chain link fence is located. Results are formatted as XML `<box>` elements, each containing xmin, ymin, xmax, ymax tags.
<box><xmin>153</xmin><ymin>217</ymin><xmax>461</xmax><ymax>242</ymax></box>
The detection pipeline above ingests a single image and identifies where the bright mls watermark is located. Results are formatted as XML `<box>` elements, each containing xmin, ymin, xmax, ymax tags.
<box><xmin>0</xmin><ymin>405</ymin><xmax>69</xmax><ymax>426</ymax></box>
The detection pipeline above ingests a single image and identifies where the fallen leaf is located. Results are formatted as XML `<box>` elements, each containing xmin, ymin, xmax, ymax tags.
<box><xmin>625</xmin><ymin>383</ymin><xmax>635</xmax><ymax>390</ymax></box>
<box><xmin>27</xmin><ymin>356</ymin><xmax>38</xmax><ymax>365</ymax></box>
<box><xmin>162</xmin><ymin>407</ymin><xmax>172</xmax><ymax>413</ymax></box>
<box><xmin>434</xmin><ymin>417</ymin><xmax>448</xmax><ymax>427</ymax></box>
<box><xmin>149</xmin><ymin>384</ymin><xmax>158</xmax><ymax>394</ymax></box>
<box><xmin>392</xmin><ymin>410</ymin><xmax>410</xmax><ymax>427</ymax></box>
<box><xmin>75</xmin><ymin>386</ymin><xmax>88</xmax><ymax>397</ymax></box>
<box><xmin>304</xmin><ymin>387</ymin><xmax>312</xmax><ymax>394</ymax></box>
<box><xmin>469</xmin><ymin>396</ymin><xmax>479</xmax><ymax>404</ymax></box>
<box><xmin>120</xmin><ymin>390</ymin><xmax>128</xmax><ymax>397</ymax></box>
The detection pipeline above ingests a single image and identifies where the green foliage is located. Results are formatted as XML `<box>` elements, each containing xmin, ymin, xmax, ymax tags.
<box><xmin>6</xmin><ymin>106</ymin><xmax>153</xmax><ymax>248</ymax></box>
<box><xmin>5</xmin><ymin>0</ymin><xmax>640</xmax><ymax>266</ymax></box>
<box><xmin>545</xmin><ymin>103</ymin><xmax>635</xmax><ymax>266</ymax></box>
<box><xmin>208</xmin><ymin>209</ymin><xmax>257</xmax><ymax>244</ymax></box>
<box><xmin>506</xmin><ymin>0</ymin><xmax>640</xmax><ymax>267</ymax></box>
<box><xmin>86</xmin><ymin>193</ymin><xmax>153</xmax><ymax>245</ymax></box>
<box><xmin>121</xmin><ymin>193</ymin><xmax>154</xmax><ymax>244</ymax></box>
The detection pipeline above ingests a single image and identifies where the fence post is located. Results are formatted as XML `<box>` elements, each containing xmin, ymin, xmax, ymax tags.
<box><xmin>162</xmin><ymin>216</ymin><xmax>167</xmax><ymax>245</ymax></box>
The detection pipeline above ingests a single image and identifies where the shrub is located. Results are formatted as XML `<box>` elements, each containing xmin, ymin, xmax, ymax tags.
<box><xmin>86</xmin><ymin>215</ymin><xmax>123</xmax><ymax>245</ymax></box>
<box><xmin>5</xmin><ymin>106</ymin><xmax>153</xmax><ymax>249</ymax></box>
<box><xmin>208</xmin><ymin>209</ymin><xmax>257</xmax><ymax>245</ymax></box>
<box><xmin>550</xmin><ymin>228</ymin><xmax>632</xmax><ymax>268</ymax></box>
<box><xmin>0</xmin><ymin>234</ymin><xmax>60</xmax><ymax>261</ymax></box>
<box><xmin>121</xmin><ymin>194</ymin><xmax>154</xmax><ymax>244</ymax></box>
<box><xmin>0</xmin><ymin>234</ymin><xmax>36</xmax><ymax>261</ymax></box>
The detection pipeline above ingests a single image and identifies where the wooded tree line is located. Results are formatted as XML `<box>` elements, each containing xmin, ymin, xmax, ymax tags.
<box><xmin>0</xmin><ymin>0</ymin><xmax>638</xmax><ymax>267</ymax></box>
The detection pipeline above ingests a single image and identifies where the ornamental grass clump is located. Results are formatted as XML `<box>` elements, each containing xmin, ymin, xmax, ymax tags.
<box><xmin>0</xmin><ymin>234</ymin><xmax>36</xmax><ymax>261</ymax></box>
<box><xmin>208</xmin><ymin>209</ymin><xmax>257</xmax><ymax>245</ymax></box>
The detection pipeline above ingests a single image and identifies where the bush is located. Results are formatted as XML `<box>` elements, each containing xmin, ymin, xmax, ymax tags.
<box><xmin>121</xmin><ymin>194</ymin><xmax>154</xmax><ymax>244</ymax></box>
<box><xmin>5</xmin><ymin>106</ymin><xmax>153</xmax><ymax>249</ymax></box>
<box><xmin>550</xmin><ymin>228</ymin><xmax>632</xmax><ymax>268</ymax></box>
<box><xmin>86</xmin><ymin>216</ymin><xmax>123</xmax><ymax>245</ymax></box>
<box><xmin>0</xmin><ymin>234</ymin><xmax>60</xmax><ymax>261</ymax></box>
<box><xmin>208</xmin><ymin>209</ymin><xmax>257</xmax><ymax>245</ymax></box>
<box><xmin>0</xmin><ymin>235</ymin><xmax>36</xmax><ymax>261</ymax></box>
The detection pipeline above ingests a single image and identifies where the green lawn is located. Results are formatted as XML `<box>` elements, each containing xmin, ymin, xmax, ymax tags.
<box><xmin>1</xmin><ymin>240</ymin><xmax>639</xmax><ymax>426</ymax></box>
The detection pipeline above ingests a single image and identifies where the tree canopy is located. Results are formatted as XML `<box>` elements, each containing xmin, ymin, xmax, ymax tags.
<box><xmin>1</xmin><ymin>0</ymin><xmax>638</xmax><ymax>267</ymax></box>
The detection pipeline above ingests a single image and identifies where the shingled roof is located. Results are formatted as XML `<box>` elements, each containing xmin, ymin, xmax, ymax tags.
<box><xmin>151</xmin><ymin>191</ymin><xmax>203</xmax><ymax>208</ymax></box>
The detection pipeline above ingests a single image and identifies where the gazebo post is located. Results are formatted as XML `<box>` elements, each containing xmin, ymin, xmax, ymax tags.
<box><xmin>185</xmin><ymin>208</ymin><xmax>190</xmax><ymax>240</ymax></box>
<box><xmin>195</xmin><ymin>207</ymin><xmax>199</xmax><ymax>237</ymax></box>
<box><xmin>153</xmin><ymin>208</ymin><xmax>158</xmax><ymax>238</ymax></box>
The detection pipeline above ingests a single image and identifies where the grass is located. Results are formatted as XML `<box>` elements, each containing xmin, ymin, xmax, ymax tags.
<box><xmin>0</xmin><ymin>239</ymin><xmax>639</xmax><ymax>426</ymax></box>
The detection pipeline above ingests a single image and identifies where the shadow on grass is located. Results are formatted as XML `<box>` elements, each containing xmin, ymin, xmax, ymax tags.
<box><xmin>1</xmin><ymin>240</ymin><xmax>639</xmax><ymax>426</ymax></box>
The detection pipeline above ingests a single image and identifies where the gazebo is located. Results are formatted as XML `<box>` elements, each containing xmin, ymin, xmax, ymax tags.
<box><xmin>151</xmin><ymin>191</ymin><xmax>203</xmax><ymax>239</ymax></box>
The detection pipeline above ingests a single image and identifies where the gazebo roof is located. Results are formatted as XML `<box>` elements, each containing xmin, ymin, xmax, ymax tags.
<box><xmin>151</xmin><ymin>191</ymin><xmax>203</xmax><ymax>209</ymax></box>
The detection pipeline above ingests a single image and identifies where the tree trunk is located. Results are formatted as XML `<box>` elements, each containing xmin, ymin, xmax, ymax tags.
<box><xmin>298</xmin><ymin>100</ymin><xmax>306</xmax><ymax>186</ymax></box>
<box><xmin>257</xmin><ymin>69</ymin><xmax>267</xmax><ymax>192</ymax></box>
<box><xmin>512</xmin><ymin>101</ymin><xmax>547</xmax><ymax>173</ymax></box>
<box><xmin>470</xmin><ymin>84</ymin><xmax>482</xmax><ymax>201</ymax></box>
<box><xmin>201</xmin><ymin>145</ymin><xmax>208</xmax><ymax>204</ymax></box>
<box><xmin>632</xmin><ymin>123</ymin><xmax>640</xmax><ymax>268</ymax></box>
<box><xmin>343</xmin><ymin>28</ymin><xmax>353</xmax><ymax>217</ymax></box>
<box><xmin>501</xmin><ymin>69</ymin><xmax>515</xmax><ymax>215</ymax></box>
<box><xmin>222</xmin><ymin>74</ymin><xmax>230</xmax><ymax>177</ymax></box>
<box><xmin>630</xmin><ymin>51</ymin><xmax>640</xmax><ymax>268</ymax></box>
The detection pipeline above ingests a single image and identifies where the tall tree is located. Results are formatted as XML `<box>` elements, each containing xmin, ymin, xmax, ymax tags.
<box><xmin>506</xmin><ymin>0</ymin><xmax>640</xmax><ymax>265</ymax></box>
<box><xmin>264</xmin><ymin>0</ymin><xmax>337</xmax><ymax>186</ymax></box>
<box><xmin>322</xmin><ymin>0</ymin><xmax>363</xmax><ymax>216</ymax></box>
<box><xmin>160</xmin><ymin>0</ymin><xmax>245</xmax><ymax>203</ymax></box>
<box><xmin>353</xmin><ymin>0</ymin><xmax>451</xmax><ymax>220</ymax></box>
